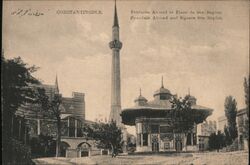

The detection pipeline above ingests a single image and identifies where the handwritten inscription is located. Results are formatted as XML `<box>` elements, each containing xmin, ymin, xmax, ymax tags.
<box><xmin>11</xmin><ymin>9</ymin><xmax>44</xmax><ymax>17</ymax></box>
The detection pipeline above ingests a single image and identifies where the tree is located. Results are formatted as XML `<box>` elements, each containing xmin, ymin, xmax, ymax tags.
<box><xmin>2</xmin><ymin>55</ymin><xmax>41</xmax><ymax>164</ymax></box>
<box><xmin>243</xmin><ymin>75</ymin><xmax>250</xmax><ymax>151</ymax></box>
<box><xmin>243</xmin><ymin>76</ymin><xmax>249</xmax><ymax>147</ymax></box>
<box><xmin>170</xmin><ymin>95</ymin><xmax>194</xmax><ymax>132</ymax></box>
<box><xmin>224</xmin><ymin>126</ymin><xmax>233</xmax><ymax>145</ymax></box>
<box><xmin>37</xmin><ymin>88</ymin><xmax>62</xmax><ymax>157</ymax></box>
<box><xmin>208</xmin><ymin>131</ymin><xmax>225</xmax><ymax>152</ymax></box>
<box><xmin>83</xmin><ymin>121</ymin><xmax>123</xmax><ymax>157</ymax></box>
<box><xmin>224</xmin><ymin>96</ymin><xmax>238</xmax><ymax>140</ymax></box>
<box><xmin>30</xmin><ymin>134</ymin><xmax>56</xmax><ymax>158</ymax></box>
<box><xmin>244</xmin><ymin>76</ymin><xmax>249</xmax><ymax>118</ymax></box>
<box><xmin>2</xmin><ymin>56</ymin><xmax>40</xmax><ymax>137</ymax></box>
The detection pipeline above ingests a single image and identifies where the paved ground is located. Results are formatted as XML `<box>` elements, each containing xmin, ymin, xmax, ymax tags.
<box><xmin>33</xmin><ymin>151</ymin><xmax>248</xmax><ymax>165</ymax></box>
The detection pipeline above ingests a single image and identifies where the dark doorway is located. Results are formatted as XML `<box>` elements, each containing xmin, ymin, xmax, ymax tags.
<box><xmin>77</xmin><ymin>142</ymin><xmax>91</xmax><ymax>157</ymax></box>
<box><xmin>81</xmin><ymin>151</ymin><xmax>89</xmax><ymax>157</ymax></box>
<box><xmin>175</xmin><ymin>140</ymin><xmax>182</xmax><ymax>152</ymax></box>
<box><xmin>102</xmin><ymin>150</ymin><xmax>108</xmax><ymax>155</ymax></box>
<box><xmin>152</xmin><ymin>142</ymin><xmax>159</xmax><ymax>152</ymax></box>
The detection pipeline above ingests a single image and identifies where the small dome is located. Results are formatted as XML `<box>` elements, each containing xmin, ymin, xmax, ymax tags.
<box><xmin>187</xmin><ymin>95</ymin><xmax>197</xmax><ymax>105</ymax></box>
<box><xmin>153</xmin><ymin>76</ymin><xmax>171</xmax><ymax>98</ymax></box>
<box><xmin>134</xmin><ymin>89</ymin><xmax>148</xmax><ymax>106</ymax></box>
<box><xmin>153</xmin><ymin>87</ymin><xmax>171</xmax><ymax>96</ymax></box>
<box><xmin>134</xmin><ymin>95</ymin><xmax>147</xmax><ymax>102</ymax></box>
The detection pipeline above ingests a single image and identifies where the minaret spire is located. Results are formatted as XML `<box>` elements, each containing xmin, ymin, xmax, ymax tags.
<box><xmin>113</xmin><ymin>0</ymin><xmax>119</xmax><ymax>27</ymax></box>
<box><xmin>55</xmin><ymin>74</ymin><xmax>59</xmax><ymax>94</ymax></box>
<box><xmin>139</xmin><ymin>88</ymin><xmax>142</xmax><ymax>96</ymax></box>
<box><xmin>161</xmin><ymin>76</ymin><xmax>164</xmax><ymax>88</ymax></box>
<box><xmin>188</xmin><ymin>87</ymin><xmax>190</xmax><ymax>96</ymax></box>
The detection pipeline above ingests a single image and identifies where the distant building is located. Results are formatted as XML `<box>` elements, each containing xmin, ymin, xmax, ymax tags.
<box><xmin>218</xmin><ymin>116</ymin><xmax>227</xmax><ymax>133</ymax></box>
<box><xmin>196</xmin><ymin>121</ymin><xmax>217</xmax><ymax>151</ymax></box>
<box><xmin>236</xmin><ymin>108</ymin><xmax>248</xmax><ymax>150</ymax></box>
<box><xmin>197</xmin><ymin>121</ymin><xmax>217</xmax><ymax>136</ymax></box>
<box><xmin>95</xmin><ymin>114</ymin><xmax>108</xmax><ymax>123</ymax></box>
<box><xmin>15</xmin><ymin>77</ymin><xmax>104</xmax><ymax>158</ymax></box>
<box><xmin>217</xmin><ymin>108</ymin><xmax>248</xmax><ymax>150</ymax></box>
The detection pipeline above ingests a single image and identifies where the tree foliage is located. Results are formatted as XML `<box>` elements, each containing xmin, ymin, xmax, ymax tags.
<box><xmin>244</xmin><ymin>76</ymin><xmax>249</xmax><ymax>117</ymax></box>
<box><xmin>208</xmin><ymin>131</ymin><xmax>225</xmax><ymax>151</ymax></box>
<box><xmin>30</xmin><ymin>134</ymin><xmax>56</xmax><ymax>158</ymax></box>
<box><xmin>2</xmin><ymin>55</ymin><xmax>40</xmax><ymax>165</ymax></box>
<box><xmin>170</xmin><ymin>95</ymin><xmax>197</xmax><ymax>133</ymax></box>
<box><xmin>224</xmin><ymin>96</ymin><xmax>238</xmax><ymax>140</ymax></box>
<box><xmin>2</xmin><ymin>56</ymin><xmax>40</xmax><ymax>135</ymax></box>
<box><xmin>243</xmin><ymin>76</ymin><xmax>249</xmax><ymax>144</ymax></box>
<box><xmin>83</xmin><ymin>121</ymin><xmax>123</xmax><ymax>157</ymax></box>
<box><xmin>224</xmin><ymin>126</ymin><xmax>233</xmax><ymax>145</ymax></box>
<box><xmin>36</xmin><ymin>88</ymin><xmax>62</xmax><ymax>157</ymax></box>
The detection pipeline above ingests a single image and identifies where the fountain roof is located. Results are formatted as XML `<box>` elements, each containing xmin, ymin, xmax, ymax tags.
<box><xmin>121</xmin><ymin>104</ymin><xmax>213</xmax><ymax>125</ymax></box>
<box><xmin>121</xmin><ymin>80</ymin><xmax>213</xmax><ymax>125</ymax></box>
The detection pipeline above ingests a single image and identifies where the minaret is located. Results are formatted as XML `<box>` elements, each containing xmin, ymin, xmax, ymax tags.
<box><xmin>109</xmin><ymin>0</ymin><xmax>123</xmax><ymax>125</ymax></box>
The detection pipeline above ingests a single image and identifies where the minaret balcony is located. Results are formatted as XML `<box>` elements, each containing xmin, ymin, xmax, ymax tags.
<box><xmin>109</xmin><ymin>40</ymin><xmax>122</xmax><ymax>49</ymax></box>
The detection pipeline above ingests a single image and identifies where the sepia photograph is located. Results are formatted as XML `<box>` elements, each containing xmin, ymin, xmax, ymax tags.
<box><xmin>2</xmin><ymin>0</ymin><xmax>249</xmax><ymax>164</ymax></box>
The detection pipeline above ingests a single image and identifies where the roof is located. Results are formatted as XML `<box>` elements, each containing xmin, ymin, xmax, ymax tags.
<box><xmin>135</xmin><ymin>95</ymin><xmax>147</xmax><ymax>102</ymax></box>
<box><xmin>60</xmin><ymin>114</ymin><xmax>96</xmax><ymax>124</ymax></box>
<box><xmin>124</xmin><ymin>100</ymin><xmax>212</xmax><ymax>111</ymax></box>
<box><xmin>121</xmin><ymin>101</ymin><xmax>213</xmax><ymax>125</ymax></box>
<box><xmin>237</xmin><ymin>108</ymin><xmax>247</xmax><ymax>116</ymax></box>
<box><xmin>147</xmin><ymin>99</ymin><xmax>172</xmax><ymax>109</ymax></box>
<box><xmin>153</xmin><ymin>87</ymin><xmax>171</xmax><ymax>96</ymax></box>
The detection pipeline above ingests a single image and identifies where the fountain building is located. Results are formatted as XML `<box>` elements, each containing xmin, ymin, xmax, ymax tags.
<box><xmin>121</xmin><ymin>80</ymin><xmax>213</xmax><ymax>152</ymax></box>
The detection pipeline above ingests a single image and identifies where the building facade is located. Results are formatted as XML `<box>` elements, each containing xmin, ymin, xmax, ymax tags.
<box><xmin>236</xmin><ymin>108</ymin><xmax>248</xmax><ymax>150</ymax></box>
<box><xmin>218</xmin><ymin>116</ymin><xmax>227</xmax><ymax>133</ymax></box>
<box><xmin>16</xmin><ymin>77</ymin><xmax>104</xmax><ymax>158</ymax></box>
<box><xmin>217</xmin><ymin>108</ymin><xmax>248</xmax><ymax>150</ymax></box>
<box><xmin>196</xmin><ymin>121</ymin><xmax>217</xmax><ymax>151</ymax></box>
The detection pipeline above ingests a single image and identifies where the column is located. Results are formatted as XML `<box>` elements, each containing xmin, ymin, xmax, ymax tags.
<box><xmin>148</xmin><ymin>134</ymin><xmax>151</xmax><ymax>147</ymax></box>
<box><xmin>68</xmin><ymin>117</ymin><xmax>70</xmax><ymax>137</ymax></box>
<box><xmin>88</xmin><ymin>150</ymin><xmax>91</xmax><ymax>157</ymax></box>
<box><xmin>19</xmin><ymin>120</ymin><xmax>22</xmax><ymax>139</ymax></box>
<box><xmin>75</xmin><ymin>119</ymin><xmax>77</xmax><ymax>137</ymax></box>
<box><xmin>11</xmin><ymin>115</ymin><xmax>14</xmax><ymax>137</ymax></box>
<box><xmin>37</xmin><ymin>119</ymin><xmax>41</xmax><ymax>135</ymax></box>
<box><xmin>184</xmin><ymin>134</ymin><xmax>187</xmax><ymax>151</ymax></box>
<box><xmin>141</xmin><ymin>134</ymin><xmax>143</xmax><ymax>146</ymax></box>
<box><xmin>24</xmin><ymin>125</ymin><xmax>27</xmax><ymax>144</ymax></box>
<box><xmin>191</xmin><ymin>133</ymin><xmax>193</xmax><ymax>145</ymax></box>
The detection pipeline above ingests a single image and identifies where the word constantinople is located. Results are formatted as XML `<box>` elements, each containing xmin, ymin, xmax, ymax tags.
<box><xmin>56</xmin><ymin>10</ymin><xmax>103</xmax><ymax>15</ymax></box>
<box><xmin>130</xmin><ymin>9</ymin><xmax>223</xmax><ymax>21</ymax></box>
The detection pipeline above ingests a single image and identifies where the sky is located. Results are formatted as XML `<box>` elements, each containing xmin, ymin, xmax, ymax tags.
<box><xmin>3</xmin><ymin>0</ymin><xmax>249</xmax><ymax>134</ymax></box>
